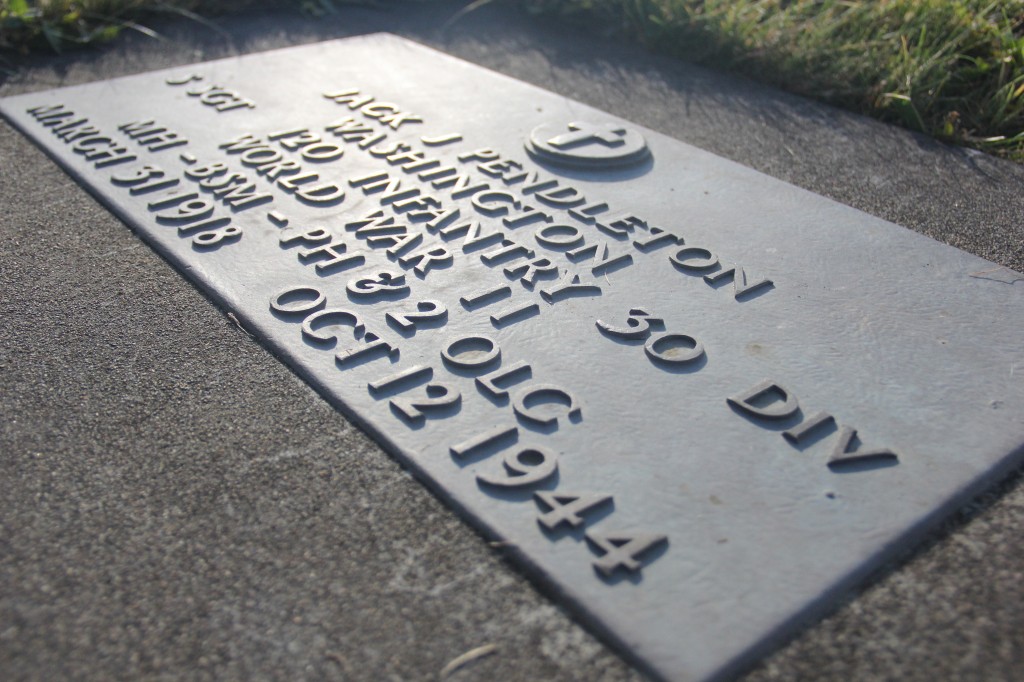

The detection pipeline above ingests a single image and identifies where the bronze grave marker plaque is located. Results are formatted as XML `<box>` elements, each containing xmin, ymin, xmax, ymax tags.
<box><xmin>3</xmin><ymin>34</ymin><xmax>1023</xmax><ymax>681</ymax></box>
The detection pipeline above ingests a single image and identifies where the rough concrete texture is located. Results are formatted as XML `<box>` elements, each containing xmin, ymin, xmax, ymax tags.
<box><xmin>1</xmin><ymin>2</ymin><xmax>1022</xmax><ymax>681</ymax></box>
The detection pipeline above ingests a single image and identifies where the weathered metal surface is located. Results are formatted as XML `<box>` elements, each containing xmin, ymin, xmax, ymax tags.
<box><xmin>2</xmin><ymin>34</ymin><xmax>1022</xmax><ymax>682</ymax></box>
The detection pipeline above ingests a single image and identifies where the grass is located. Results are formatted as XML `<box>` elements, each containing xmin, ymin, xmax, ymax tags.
<box><xmin>2</xmin><ymin>1</ymin><xmax>1023</xmax><ymax>160</ymax></box>
<box><xmin>0</xmin><ymin>0</ymin><xmax>339</xmax><ymax>53</ymax></box>
<box><xmin>0</xmin><ymin>1</ymin><xmax>208</xmax><ymax>52</ymax></box>
<box><xmin>527</xmin><ymin>0</ymin><xmax>1024</xmax><ymax>160</ymax></box>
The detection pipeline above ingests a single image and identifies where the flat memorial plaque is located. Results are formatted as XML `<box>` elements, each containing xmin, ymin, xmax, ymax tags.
<box><xmin>3</xmin><ymin>34</ymin><xmax>1023</xmax><ymax>682</ymax></box>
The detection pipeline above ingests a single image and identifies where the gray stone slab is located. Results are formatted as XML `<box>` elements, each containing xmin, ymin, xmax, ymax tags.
<box><xmin>3</xmin><ymin>32</ymin><xmax>1023</xmax><ymax>682</ymax></box>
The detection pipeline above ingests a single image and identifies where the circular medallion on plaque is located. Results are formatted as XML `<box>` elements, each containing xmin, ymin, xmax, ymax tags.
<box><xmin>526</xmin><ymin>121</ymin><xmax>650</xmax><ymax>170</ymax></box>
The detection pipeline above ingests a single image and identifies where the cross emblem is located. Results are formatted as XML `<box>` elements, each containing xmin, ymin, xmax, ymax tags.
<box><xmin>547</xmin><ymin>122</ymin><xmax>627</xmax><ymax>150</ymax></box>
<box><xmin>527</xmin><ymin>120</ymin><xmax>649</xmax><ymax>169</ymax></box>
